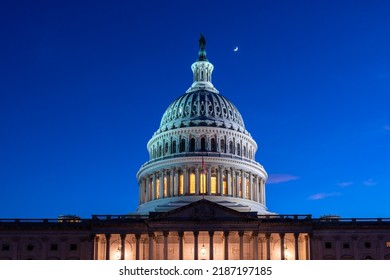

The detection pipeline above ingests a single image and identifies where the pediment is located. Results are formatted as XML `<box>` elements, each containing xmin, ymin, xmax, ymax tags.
<box><xmin>148</xmin><ymin>199</ymin><xmax>257</xmax><ymax>221</ymax></box>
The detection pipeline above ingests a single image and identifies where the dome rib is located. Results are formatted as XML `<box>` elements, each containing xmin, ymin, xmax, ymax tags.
<box><xmin>157</xmin><ymin>90</ymin><xmax>247</xmax><ymax>134</ymax></box>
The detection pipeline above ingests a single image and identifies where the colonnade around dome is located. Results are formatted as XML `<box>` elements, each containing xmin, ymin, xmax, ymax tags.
<box><xmin>137</xmin><ymin>163</ymin><xmax>266</xmax><ymax>206</ymax></box>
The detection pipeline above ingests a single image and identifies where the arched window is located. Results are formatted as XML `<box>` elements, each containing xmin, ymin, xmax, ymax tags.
<box><xmin>180</xmin><ymin>139</ymin><xmax>186</xmax><ymax>152</ymax></box>
<box><xmin>211</xmin><ymin>138</ymin><xmax>216</xmax><ymax>152</ymax></box>
<box><xmin>229</xmin><ymin>141</ymin><xmax>234</xmax><ymax>154</ymax></box>
<box><xmin>158</xmin><ymin>145</ymin><xmax>162</xmax><ymax>157</ymax></box>
<box><xmin>172</xmin><ymin>140</ymin><xmax>176</xmax><ymax>154</ymax></box>
<box><xmin>164</xmin><ymin>142</ymin><xmax>169</xmax><ymax>155</ymax></box>
<box><xmin>190</xmin><ymin>138</ymin><xmax>196</xmax><ymax>152</ymax></box>
<box><xmin>201</xmin><ymin>137</ymin><xmax>206</xmax><ymax>151</ymax></box>
<box><xmin>243</xmin><ymin>146</ymin><xmax>247</xmax><ymax>157</ymax></box>
<box><xmin>220</xmin><ymin>139</ymin><xmax>225</xmax><ymax>153</ymax></box>
<box><xmin>237</xmin><ymin>143</ymin><xmax>241</xmax><ymax>156</ymax></box>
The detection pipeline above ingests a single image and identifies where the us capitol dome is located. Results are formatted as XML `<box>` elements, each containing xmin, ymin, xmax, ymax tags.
<box><xmin>136</xmin><ymin>35</ymin><xmax>271</xmax><ymax>215</ymax></box>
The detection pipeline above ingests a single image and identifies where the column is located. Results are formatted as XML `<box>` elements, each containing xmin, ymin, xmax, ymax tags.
<box><xmin>241</xmin><ymin>170</ymin><xmax>245</xmax><ymax>198</ymax></box>
<box><xmin>239</xmin><ymin>231</ymin><xmax>244</xmax><ymax>260</ymax></box>
<box><xmin>148</xmin><ymin>232</ymin><xmax>154</xmax><ymax>260</ymax></box>
<box><xmin>209</xmin><ymin>231</ymin><xmax>214</xmax><ymax>260</ymax></box>
<box><xmin>94</xmin><ymin>236</ymin><xmax>99</xmax><ymax>260</ymax></box>
<box><xmin>143</xmin><ymin>178</ymin><xmax>147</xmax><ymax>202</ymax></box>
<box><xmin>255</xmin><ymin>176</ymin><xmax>259</xmax><ymax>202</ymax></box>
<box><xmin>280</xmin><ymin>233</ymin><xmax>285</xmax><ymax>260</ymax></box>
<box><xmin>262</xmin><ymin>179</ymin><xmax>266</xmax><ymax>205</ymax></box>
<box><xmin>294</xmin><ymin>233</ymin><xmax>300</xmax><ymax>260</ymax></box>
<box><xmin>152</xmin><ymin>173</ymin><xmax>156</xmax><ymax>200</ymax></box>
<box><xmin>218</xmin><ymin>166</ymin><xmax>224</xmax><ymax>195</ymax></box>
<box><xmin>252</xmin><ymin>231</ymin><xmax>259</xmax><ymax>260</ymax></box>
<box><xmin>227</xmin><ymin>168</ymin><xmax>232</xmax><ymax>196</ymax></box>
<box><xmin>195</xmin><ymin>166</ymin><xmax>200</xmax><ymax>195</ymax></box>
<box><xmin>352</xmin><ymin>235</ymin><xmax>358</xmax><ymax>260</ymax></box>
<box><xmin>120</xmin><ymin>234</ymin><xmax>126</xmax><ymax>260</ymax></box>
<box><xmin>305</xmin><ymin>234</ymin><xmax>312</xmax><ymax>260</ymax></box>
<box><xmin>178</xmin><ymin>232</ymin><xmax>184</xmax><ymax>260</ymax></box>
<box><xmin>159</xmin><ymin>170</ymin><xmax>164</xmax><ymax>198</ymax></box>
<box><xmin>335</xmin><ymin>236</ymin><xmax>340</xmax><ymax>260</ymax></box>
<box><xmin>207</xmin><ymin>167</ymin><xmax>211</xmax><ymax>195</ymax></box>
<box><xmin>170</xmin><ymin>168</ymin><xmax>174</xmax><ymax>197</ymax></box>
<box><xmin>193</xmin><ymin>231</ymin><xmax>199</xmax><ymax>260</ymax></box>
<box><xmin>105</xmin><ymin>234</ymin><xmax>111</xmax><ymax>260</ymax></box>
<box><xmin>163</xmin><ymin>232</ymin><xmax>169</xmax><ymax>260</ymax></box>
<box><xmin>235</xmin><ymin>170</ymin><xmax>239</xmax><ymax>197</ymax></box>
<box><xmin>135</xmin><ymin>234</ymin><xmax>141</xmax><ymax>260</ymax></box>
<box><xmin>224</xmin><ymin>231</ymin><xmax>229</xmax><ymax>260</ymax></box>
<box><xmin>259</xmin><ymin>179</ymin><xmax>264</xmax><ymax>204</ymax></box>
<box><xmin>184</xmin><ymin>167</ymin><xmax>189</xmax><ymax>195</ymax></box>
<box><xmin>249</xmin><ymin>172</ymin><xmax>253</xmax><ymax>200</ymax></box>
<box><xmin>265</xmin><ymin>233</ymin><xmax>271</xmax><ymax>260</ymax></box>
<box><xmin>138</xmin><ymin>181</ymin><xmax>141</xmax><ymax>205</ymax></box>
<box><xmin>174</xmin><ymin>169</ymin><xmax>179</xmax><ymax>196</ymax></box>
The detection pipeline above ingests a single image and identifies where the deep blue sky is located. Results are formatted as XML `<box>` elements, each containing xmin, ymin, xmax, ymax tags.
<box><xmin>1</xmin><ymin>0</ymin><xmax>389</xmax><ymax>218</ymax></box>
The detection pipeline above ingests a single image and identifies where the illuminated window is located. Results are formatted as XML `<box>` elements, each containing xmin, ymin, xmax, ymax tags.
<box><xmin>200</xmin><ymin>173</ymin><xmax>206</xmax><ymax>194</ymax></box>
<box><xmin>386</xmin><ymin>241</ymin><xmax>390</xmax><ymax>248</ymax></box>
<box><xmin>179</xmin><ymin>174</ymin><xmax>184</xmax><ymax>195</ymax></box>
<box><xmin>238</xmin><ymin>177</ymin><xmax>242</xmax><ymax>197</ymax></box>
<box><xmin>190</xmin><ymin>172</ymin><xmax>196</xmax><ymax>194</ymax></box>
<box><xmin>211</xmin><ymin>174</ymin><xmax>217</xmax><ymax>194</ymax></box>
<box><xmin>164</xmin><ymin>176</ymin><xmax>168</xmax><ymax>197</ymax></box>
<box><xmin>223</xmin><ymin>174</ymin><xmax>227</xmax><ymax>195</ymax></box>
<box><xmin>156</xmin><ymin>178</ymin><xmax>160</xmax><ymax>198</ymax></box>
<box><xmin>148</xmin><ymin>179</ymin><xmax>152</xmax><ymax>200</ymax></box>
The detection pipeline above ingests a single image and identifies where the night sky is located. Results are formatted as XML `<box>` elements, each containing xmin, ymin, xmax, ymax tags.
<box><xmin>1</xmin><ymin>0</ymin><xmax>389</xmax><ymax>218</ymax></box>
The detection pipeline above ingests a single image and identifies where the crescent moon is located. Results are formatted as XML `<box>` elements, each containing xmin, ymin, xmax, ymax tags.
<box><xmin>234</xmin><ymin>46</ymin><xmax>239</xmax><ymax>52</ymax></box>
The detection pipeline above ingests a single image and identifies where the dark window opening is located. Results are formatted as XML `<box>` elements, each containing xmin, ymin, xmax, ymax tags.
<box><xmin>180</xmin><ymin>139</ymin><xmax>186</xmax><ymax>152</ymax></box>
<box><xmin>50</xmin><ymin>244</ymin><xmax>58</xmax><ymax>251</ymax></box>
<box><xmin>210</xmin><ymin>138</ymin><xmax>216</xmax><ymax>152</ymax></box>
<box><xmin>2</xmin><ymin>244</ymin><xmax>10</xmax><ymax>251</ymax></box>
<box><xmin>189</xmin><ymin>138</ymin><xmax>195</xmax><ymax>152</ymax></box>
<box><xmin>200</xmin><ymin>137</ymin><xmax>206</xmax><ymax>151</ymax></box>
<box><xmin>70</xmin><ymin>244</ymin><xmax>77</xmax><ymax>251</ymax></box>
<box><xmin>325</xmin><ymin>242</ymin><xmax>332</xmax><ymax>249</ymax></box>
<box><xmin>27</xmin><ymin>244</ymin><xmax>34</xmax><ymax>251</ymax></box>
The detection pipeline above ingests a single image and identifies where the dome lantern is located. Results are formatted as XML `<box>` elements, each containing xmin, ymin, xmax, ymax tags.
<box><xmin>187</xmin><ymin>34</ymin><xmax>219</xmax><ymax>94</ymax></box>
